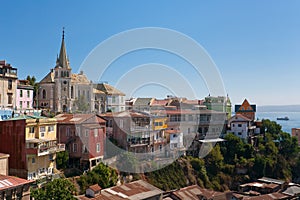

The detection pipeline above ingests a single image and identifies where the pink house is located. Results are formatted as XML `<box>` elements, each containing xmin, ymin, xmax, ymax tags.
<box><xmin>16</xmin><ymin>80</ymin><xmax>34</xmax><ymax>112</ymax></box>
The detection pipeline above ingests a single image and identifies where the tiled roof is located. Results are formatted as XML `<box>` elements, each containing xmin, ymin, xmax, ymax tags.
<box><xmin>71</xmin><ymin>73</ymin><xmax>90</xmax><ymax>84</ymax></box>
<box><xmin>172</xmin><ymin>185</ymin><xmax>231</xmax><ymax>200</ymax></box>
<box><xmin>229</xmin><ymin>114</ymin><xmax>252</xmax><ymax>122</ymax></box>
<box><xmin>94</xmin><ymin>83</ymin><xmax>125</xmax><ymax>96</ymax></box>
<box><xmin>243</xmin><ymin>192</ymin><xmax>289</xmax><ymax>200</ymax></box>
<box><xmin>55</xmin><ymin>114</ymin><xmax>106</xmax><ymax>124</ymax></box>
<box><xmin>151</xmin><ymin>99</ymin><xmax>170</xmax><ymax>106</ymax></box>
<box><xmin>89</xmin><ymin>184</ymin><xmax>101</xmax><ymax>192</ymax></box>
<box><xmin>101</xmin><ymin>110</ymin><xmax>150</xmax><ymax>118</ymax></box>
<box><xmin>77</xmin><ymin>180</ymin><xmax>163</xmax><ymax>200</ymax></box>
<box><xmin>133</xmin><ymin>98</ymin><xmax>154</xmax><ymax>106</ymax></box>
<box><xmin>0</xmin><ymin>175</ymin><xmax>34</xmax><ymax>191</ymax></box>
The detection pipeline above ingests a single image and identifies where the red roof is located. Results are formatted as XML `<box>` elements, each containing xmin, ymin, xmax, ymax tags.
<box><xmin>56</xmin><ymin>114</ymin><xmax>106</xmax><ymax>124</ymax></box>
<box><xmin>89</xmin><ymin>184</ymin><xmax>101</xmax><ymax>192</ymax></box>
<box><xmin>0</xmin><ymin>174</ymin><xmax>33</xmax><ymax>191</ymax></box>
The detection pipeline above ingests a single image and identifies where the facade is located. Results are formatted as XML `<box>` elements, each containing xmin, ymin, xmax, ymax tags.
<box><xmin>204</xmin><ymin>95</ymin><xmax>232</xmax><ymax>119</ymax></box>
<box><xmin>235</xmin><ymin>99</ymin><xmax>256</xmax><ymax>121</ymax></box>
<box><xmin>16</xmin><ymin>80</ymin><xmax>34</xmax><ymax>112</ymax></box>
<box><xmin>0</xmin><ymin>174</ymin><xmax>34</xmax><ymax>200</ymax></box>
<box><xmin>0</xmin><ymin>60</ymin><xmax>18</xmax><ymax>111</ymax></box>
<box><xmin>227</xmin><ymin>114</ymin><xmax>257</xmax><ymax>140</ymax></box>
<box><xmin>38</xmin><ymin>32</ymin><xmax>95</xmax><ymax>113</ymax></box>
<box><xmin>0</xmin><ymin>116</ymin><xmax>65</xmax><ymax>181</ymax></box>
<box><xmin>93</xmin><ymin>83</ymin><xmax>126</xmax><ymax>113</ymax></box>
<box><xmin>56</xmin><ymin>114</ymin><xmax>106</xmax><ymax>170</ymax></box>
<box><xmin>0</xmin><ymin>153</ymin><xmax>9</xmax><ymax>175</ymax></box>
<box><xmin>292</xmin><ymin>128</ymin><xmax>300</xmax><ymax>146</ymax></box>
<box><xmin>102</xmin><ymin>110</ymin><xmax>167</xmax><ymax>154</ymax></box>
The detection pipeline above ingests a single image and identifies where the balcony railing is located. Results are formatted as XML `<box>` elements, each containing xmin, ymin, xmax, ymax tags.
<box><xmin>26</xmin><ymin>144</ymin><xmax>65</xmax><ymax>156</ymax></box>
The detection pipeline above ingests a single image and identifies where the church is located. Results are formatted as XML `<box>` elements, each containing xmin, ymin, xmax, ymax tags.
<box><xmin>38</xmin><ymin>30</ymin><xmax>125</xmax><ymax>113</ymax></box>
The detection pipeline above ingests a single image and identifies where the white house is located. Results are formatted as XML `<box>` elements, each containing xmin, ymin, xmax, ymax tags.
<box><xmin>228</xmin><ymin>114</ymin><xmax>256</xmax><ymax>140</ymax></box>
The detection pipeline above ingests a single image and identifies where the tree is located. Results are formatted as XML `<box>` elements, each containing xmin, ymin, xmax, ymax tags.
<box><xmin>31</xmin><ymin>178</ymin><xmax>76</xmax><ymax>200</ymax></box>
<box><xmin>74</xmin><ymin>95</ymin><xmax>89</xmax><ymax>113</ymax></box>
<box><xmin>77</xmin><ymin>163</ymin><xmax>118</xmax><ymax>193</ymax></box>
<box><xmin>26</xmin><ymin>75</ymin><xmax>39</xmax><ymax>100</ymax></box>
<box><xmin>56</xmin><ymin>151</ymin><xmax>69</xmax><ymax>169</ymax></box>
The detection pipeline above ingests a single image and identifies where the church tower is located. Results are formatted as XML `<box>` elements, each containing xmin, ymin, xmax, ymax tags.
<box><xmin>54</xmin><ymin>28</ymin><xmax>72</xmax><ymax>112</ymax></box>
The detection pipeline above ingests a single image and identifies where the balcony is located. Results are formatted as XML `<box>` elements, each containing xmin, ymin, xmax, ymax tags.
<box><xmin>38</xmin><ymin>144</ymin><xmax>65</xmax><ymax>156</ymax></box>
<box><xmin>26</xmin><ymin>142</ymin><xmax>65</xmax><ymax>156</ymax></box>
<box><xmin>128</xmin><ymin>138</ymin><xmax>150</xmax><ymax>147</ymax></box>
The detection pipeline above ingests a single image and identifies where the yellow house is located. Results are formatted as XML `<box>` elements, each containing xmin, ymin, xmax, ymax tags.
<box><xmin>153</xmin><ymin>117</ymin><xmax>168</xmax><ymax>130</ymax></box>
<box><xmin>23</xmin><ymin>116</ymin><xmax>65</xmax><ymax>181</ymax></box>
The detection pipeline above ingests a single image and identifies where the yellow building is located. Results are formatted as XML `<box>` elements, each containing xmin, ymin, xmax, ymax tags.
<box><xmin>22</xmin><ymin>116</ymin><xmax>65</xmax><ymax>181</ymax></box>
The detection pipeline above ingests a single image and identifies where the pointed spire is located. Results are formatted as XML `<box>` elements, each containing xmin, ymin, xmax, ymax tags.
<box><xmin>57</xmin><ymin>27</ymin><xmax>71</xmax><ymax>69</ymax></box>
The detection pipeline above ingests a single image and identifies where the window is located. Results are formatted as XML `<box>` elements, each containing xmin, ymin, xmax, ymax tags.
<box><xmin>19</xmin><ymin>101</ymin><xmax>22</xmax><ymax>109</ymax></box>
<box><xmin>66</xmin><ymin>127</ymin><xmax>70</xmax><ymax>136</ymax></box>
<box><xmin>49</xmin><ymin>154</ymin><xmax>53</xmax><ymax>161</ymax></box>
<box><xmin>71</xmin><ymin>86</ymin><xmax>74</xmax><ymax>98</ymax></box>
<box><xmin>48</xmin><ymin>126</ymin><xmax>54</xmax><ymax>132</ymax></box>
<box><xmin>159</xmin><ymin>144</ymin><xmax>162</xmax><ymax>151</ymax></box>
<box><xmin>76</xmin><ymin>127</ymin><xmax>80</xmax><ymax>136</ymax></box>
<box><xmin>8</xmin><ymin>93</ymin><xmax>12</xmax><ymax>104</ymax></box>
<box><xmin>94</xmin><ymin>129</ymin><xmax>98</xmax><ymax>137</ymax></box>
<box><xmin>29</xmin><ymin>127</ymin><xmax>35</xmax><ymax>133</ymax></box>
<box><xmin>73</xmin><ymin>143</ymin><xmax>77</xmax><ymax>152</ymax></box>
<box><xmin>40</xmin><ymin>126</ymin><xmax>45</xmax><ymax>132</ymax></box>
<box><xmin>96</xmin><ymin>143</ymin><xmax>100</xmax><ymax>152</ymax></box>
<box><xmin>82</xmin><ymin>145</ymin><xmax>88</xmax><ymax>153</ymax></box>
<box><xmin>20</xmin><ymin>90</ymin><xmax>23</xmax><ymax>97</ymax></box>
<box><xmin>8</xmin><ymin>79</ymin><xmax>12</xmax><ymax>90</ymax></box>
<box><xmin>42</xmin><ymin>89</ymin><xmax>46</xmax><ymax>99</ymax></box>
<box><xmin>119</xmin><ymin>119</ymin><xmax>123</xmax><ymax>128</ymax></box>
<box><xmin>232</xmin><ymin>124</ymin><xmax>235</xmax><ymax>127</ymax></box>
<box><xmin>32</xmin><ymin>157</ymin><xmax>35</xmax><ymax>164</ymax></box>
<box><xmin>27</xmin><ymin>101</ymin><xmax>30</xmax><ymax>108</ymax></box>
<box><xmin>85</xmin><ymin>129</ymin><xmax>89</xmax><ymax>137</ymax></box>
<box><xmin>238</xmin><ymin>132</ymin><xmax>242</xmax><ymax>135</ymax></box>
<box><xmin>112</xmin><ymin>96</ymin><xmax>116</xmax><ymax>103</ymax></box>
<box><xmin>238</xmin><ymin>124</ymin><xmax>242</xmax><ymax>127</ymax></box>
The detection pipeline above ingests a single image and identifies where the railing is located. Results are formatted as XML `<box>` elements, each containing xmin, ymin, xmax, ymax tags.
<box><xmin>27</xmin><ymin>144</ymin><xmax>65</xmax><ymax>156</ymax></box>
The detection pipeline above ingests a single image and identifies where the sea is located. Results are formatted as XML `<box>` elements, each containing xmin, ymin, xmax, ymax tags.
<box><xmin>255</xmin><ymin>105</ymin><xmax>300</xmax><ymax>134</ymax></box>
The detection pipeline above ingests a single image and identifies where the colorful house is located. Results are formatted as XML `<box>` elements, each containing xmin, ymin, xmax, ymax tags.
<box><xmin>235</xmin><ymin>99</ymin><xmax>256</xmax><ymax>121</ymax></box>
<box><xmin>56</xmin><ymin>114</ymin><xmax>106</xmax><ymax>170</ymax></box>
<box><xmin>0</xmin><ymin>115</ymin><xmax>65</xmax><ymax>182</ymax></box>
<box><xmin>16</xmin><ymin>80</ymin><xmax>34</xmax><ymax>113</ymax></box>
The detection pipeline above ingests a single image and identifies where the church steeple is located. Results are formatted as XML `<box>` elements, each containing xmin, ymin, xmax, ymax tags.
<box><xmin>56</xmin><ymin>28</ymin><xmax>71</xmax><ymax>69</ymax></box>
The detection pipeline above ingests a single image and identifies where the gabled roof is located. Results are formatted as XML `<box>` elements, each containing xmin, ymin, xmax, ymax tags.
<box><xmin>133</xmin><ymin>98</ymin><xmax>154</xmax><ymax>106</ymax></box>
<box><xmin>94</xmin><ymin>83</ymin><xmax>125</xmax><ymax>96</ymax></box>
<box><xmin>55</xmin><ymin>114</ymin><xmax>106</xmax><ymax>124</ymax></box>
<box><xmin>0</xmin><ymin>174</ymin><xmax>34</xmax><ymax>191</ymax></box>
<box><xmin>229</xmin><ymin>114</ymin><xmax>252</xmax><ymax>122</ymax></box>
<box><xmin>171</xmin><ymin>185</ymin><xmax>232</xmax><ymax>200</ymax></box>
<box><xmin>40</xmin><ymin>71</ymin><xmax>54</xmax><ymax>83</ymax></box>
<box><xmin>71</xmin><ymin>73</ymin><xmax>90</xmax><ymax>84</ymax></box>
<box><xmin>235</xmin><ymin>99</ymin><xmax>256</xmax><ymax>112</ymax></box>
<box><xmin>88</xmin><ymin>184</ymin><xmax>101</xmax><ymax>192</ymax></box>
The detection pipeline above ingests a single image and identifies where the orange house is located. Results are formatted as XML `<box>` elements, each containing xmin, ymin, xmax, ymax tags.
<box><xmin>235</xmin><ymin>99</ymin><xmax>256</xmax><ymax>121</ymax></box>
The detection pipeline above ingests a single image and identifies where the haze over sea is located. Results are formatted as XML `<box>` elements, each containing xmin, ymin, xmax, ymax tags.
<box><xmin>256</xmin><ymin>105</ymin><xmax>300</xmax><ymax>134</ymax></box>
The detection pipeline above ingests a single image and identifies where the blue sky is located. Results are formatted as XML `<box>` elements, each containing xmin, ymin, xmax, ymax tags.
<box><xmin>1</xmin><ymin>1</ymin><xmax>300</xmax><ymax>106</ymax></box>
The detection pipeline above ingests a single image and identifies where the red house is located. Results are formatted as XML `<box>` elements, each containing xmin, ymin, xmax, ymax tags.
<box><xmin>56</xmin><ymin>114</ymin><xmax>106</xmax><ymax>170</ymax></box>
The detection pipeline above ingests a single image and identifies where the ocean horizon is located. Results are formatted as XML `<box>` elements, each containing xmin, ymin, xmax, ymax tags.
<box><xmin>255</xmin><ymin>105</ymin><xmax>300</xmax><ymax>133</ymax></box>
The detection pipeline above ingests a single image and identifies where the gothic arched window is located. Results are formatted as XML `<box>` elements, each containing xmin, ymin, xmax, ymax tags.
<box><xmin>42</xmin><ymin>89</ymin><xmax>46</xmax><ymax>99</ymax></box>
